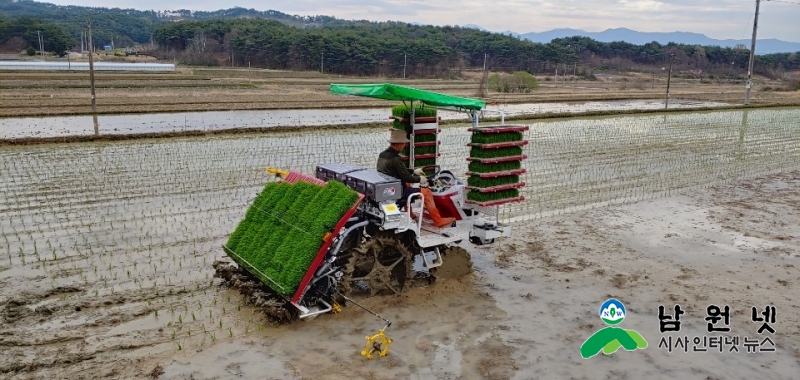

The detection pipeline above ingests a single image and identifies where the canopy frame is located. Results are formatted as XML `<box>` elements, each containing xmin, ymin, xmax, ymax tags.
<box><xmin>330</xmin><ymin>83</ymin><xmax>506</xmax><ymax>167</ymax></box>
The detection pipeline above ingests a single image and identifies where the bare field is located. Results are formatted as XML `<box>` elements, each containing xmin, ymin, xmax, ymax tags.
<box><xmin>1</xmin><ymin>69</ymin><xmax>799</xmax><ymax>117</ymax></box>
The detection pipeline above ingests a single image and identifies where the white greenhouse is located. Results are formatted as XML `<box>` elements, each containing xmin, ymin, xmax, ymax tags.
<box><xmin>0</xmin><ymin>61</ymin><xmax>175</xmax><ymax>71</ymax></box>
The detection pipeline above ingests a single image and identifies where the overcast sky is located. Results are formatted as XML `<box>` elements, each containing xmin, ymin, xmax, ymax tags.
<box><xmin>45</xmin><ymin>0</ymin><xmax>799</xmax><ymax>42</ymax></box>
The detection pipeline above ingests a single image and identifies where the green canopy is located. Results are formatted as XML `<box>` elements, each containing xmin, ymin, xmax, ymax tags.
<box><xmin>330</xmin><ymin>83</ymin><xmax>486</xmax><ymax>111</ymax></box>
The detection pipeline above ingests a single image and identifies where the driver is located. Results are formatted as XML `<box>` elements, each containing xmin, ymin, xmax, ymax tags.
<box><xmin>377</xmin><ymin>129</ymin><xmax>456</xmax><ymax>228</ymax></box>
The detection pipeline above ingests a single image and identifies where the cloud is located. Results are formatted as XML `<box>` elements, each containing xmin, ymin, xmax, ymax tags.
<box><xmin>42</xmin><ymin>0</ymin><xmax>800</xmax><ymax>41</ymax></box>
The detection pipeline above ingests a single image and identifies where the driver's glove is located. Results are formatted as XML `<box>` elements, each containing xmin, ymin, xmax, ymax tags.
<box><xmin>413</xmin><ymin>168</ymin><xmax>425</xmax><ymax>176</ymax></box>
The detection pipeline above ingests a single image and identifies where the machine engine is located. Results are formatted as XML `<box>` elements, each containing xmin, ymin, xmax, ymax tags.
<box><xmin>316</xmin><ymin>163</ymin><xmax>404</xmax><ymax>229</ymax></box>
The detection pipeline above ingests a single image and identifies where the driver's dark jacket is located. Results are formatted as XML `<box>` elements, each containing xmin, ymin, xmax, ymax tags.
<box><xmin>376</xmin><ymin>147</ymin><xmax>420</xmax><ymax>184</ymax></box>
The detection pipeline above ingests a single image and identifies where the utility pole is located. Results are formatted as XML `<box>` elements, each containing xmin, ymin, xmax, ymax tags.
<box><xmin>37</xmin><ymin>31</ymin><xmax>42</xmax><ymax>57</ymax></box>
<box><xmin>478</xmin><ymin>52</ymin><xmax>488</xmax><ymax>97</ymax></box>
<box><xmin>87</xmin><ymin>18</ymin><xmax>99</xmax><ymax>136</ymax></box>
<box><xmin>665</xmin><ymin>53</ymin><xmax>674</xmax><ymax>109</ymax></box>
<box><xmin>403</xmin><ymin>52</ymin><xmax>407</xmax><ymax>79</ymax></box>
<box><xmin>745</xmin><ymin>0</ymin><xmax>761</xmax><ymax>105</ymax></box>
<box><xmin>320</xmin><ymin>52</ymin><xmax>324</xmax><ymax>73</ymax></box>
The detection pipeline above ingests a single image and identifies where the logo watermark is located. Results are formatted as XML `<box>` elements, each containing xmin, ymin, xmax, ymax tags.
<box><xmin>580</xmin><ymin>298</ymin><xmax>648</xmax><ymax>359</ymax></box>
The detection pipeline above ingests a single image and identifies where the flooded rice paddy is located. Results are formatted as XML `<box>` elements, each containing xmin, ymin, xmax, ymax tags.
<box><xmin>1</xmin><ymin>107</ymin><xmax>799</xmax><ymax>378</ymax></box>
<box><xmin>0</xmin><ymin>99</ymin><xmax>728</xmax><ymax>140</ymax></box>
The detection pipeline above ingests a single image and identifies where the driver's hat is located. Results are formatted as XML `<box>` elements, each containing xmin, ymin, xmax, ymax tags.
<box><xmin>388</xmin><ymin>129</ymin><xmax>410</xmax><ymax>143</ymax></box>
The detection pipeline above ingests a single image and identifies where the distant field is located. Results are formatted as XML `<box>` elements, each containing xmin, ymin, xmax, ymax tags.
<box><xmin>0</xmin><ymin>68</ymin><xmax>798</xmax><ymax>117</ymax></box>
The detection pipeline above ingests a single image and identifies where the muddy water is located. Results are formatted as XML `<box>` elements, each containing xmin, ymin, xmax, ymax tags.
<box><xmin>162</xmin><ymin>274</ymin><xmax>514</xmax><ymax>379</ymax></box>
<box><xmin>0</xmin><ymin>99</ymin><xmax>728</xmax><ymax>140</ymax></box>
<box><xmin>1</xmin><ymin>108</ymin><xmax>799</xmax><ymax>379</ymax></box>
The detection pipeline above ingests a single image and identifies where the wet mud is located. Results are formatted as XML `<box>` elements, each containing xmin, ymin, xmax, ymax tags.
<box><xmin>1</xmin><ymin>118</ymin><xmax>799</xmax><ymax>378</ymax></box>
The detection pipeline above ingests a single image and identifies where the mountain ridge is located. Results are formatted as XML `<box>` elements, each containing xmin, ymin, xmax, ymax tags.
<box><xmin>458</xmin><ymin>25</ymin><xmax>799</xmax><ymax>55</ymax></box>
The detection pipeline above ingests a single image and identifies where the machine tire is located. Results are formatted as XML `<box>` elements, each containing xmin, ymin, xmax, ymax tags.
<box><xmin>341</xmin><ymin>231</ymin><xmax>413</xmax><ymax>298</ymax></box>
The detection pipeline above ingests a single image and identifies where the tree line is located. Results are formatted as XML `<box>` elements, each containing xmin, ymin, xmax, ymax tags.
<box><xmin>0</xmin><ymin>0</ymin><xmax>358</xmax><ymax>49</ymax></box>
<box><xmin>152</xmin><ymin>19</ymin><xmax>800</xmax><ymax>78</ymax></box>
<box><xmin>1</xmin><ymin>0</ymin><xmax>798</xmax><ymax>78</ymax></box>
<box><xmin>0</xmin><ymin>16</ymin><xmax>73</xmax><ymax>54</ymax></box>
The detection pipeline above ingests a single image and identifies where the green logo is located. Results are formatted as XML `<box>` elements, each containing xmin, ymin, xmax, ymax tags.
<box><xmin>580</xmin><ymin>298</ymin><xmax>648</xmax><ymax>359</ymax></box>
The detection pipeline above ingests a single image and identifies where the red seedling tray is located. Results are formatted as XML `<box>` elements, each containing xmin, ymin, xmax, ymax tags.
<box><xmin>466</xmin><ymin>182</ymin><xmax>526</xmax><ymax>193</ymax></box>
<box><xmin>466</xmin><ymin>155</ymin><xmax>527</xmax><ymax>164</ymax></box>
<box><xmin>391</xmin><ymin>116</ymin><xmax>440</xmax><ymax>123</ymax></box>
<box><xmin>467</xmin><ymin>140</ymin><xmax>529</xmax><ymax>149</ymax></box>
<box><xmin>401</xmin><ymin>153</ymin><xmax>439</xmax><ymax>160</ymax></box>
<box><xmin>412</xmin><ymin>129</ymin><xmax>440</xmax><ymax>135</ymax></box>
<box><xmin>468</xmin><ymin>125</ymin><xmax>529</xmax><ymax>133</ymax></box>
<box><xmin>465</xmin><ymin>169</ymin><xmax>527</xmax><ymax>178</ymax></box>
<box><xmin>465</xmin><ymin>196</ymin><xmax>526</xmax><ymax>207</ymax></box>
<box><xmin>412</xmin><ymin>140</ymin><xmax>441</xmax><ymax>147</ymax></box>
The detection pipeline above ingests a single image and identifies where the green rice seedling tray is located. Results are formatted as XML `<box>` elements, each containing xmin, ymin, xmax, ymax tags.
<box><xmin>470</xmin><ymin>132</ymin><xmax>524</xmax><ymax>145</ymax></box>
<box><xmin>465</xmin><ymin>169</ymin><xmax>526</xmax><ymax>178</ymax></box>
<box><xmin>402</xmin><ymin>145</ymin><xmax>437</xmax><ymax>155</ymax></box>
<box><xmin>467</xmin><ymin>188</ymin><xmax>519</xmax><ymax>202</ymax></box>
<box><xmin>410</xmin><ymin>140</ymin><xmax>440</xmax><ymax>147</ymax></box>
<box><xmin>223</xmin><ymin>177</ymin><xmax>361</xmax><ymax>298</ymax></box>
<box><xmin>468</xmin><ymin>160</ymin><xmax>522</xmax><ymax>173</ymax></box>
<box><xmin>465</xmin><ymin>195</ymin><xmax>526</xmax><ymax>207</ymax></box>
<box><xmin>467</xmin><ymin>140</ymin><xmax>529</xmax><ymax>149</ymax></box>
<box><xmin>466</xmin><ymin>182</ymin><xmax>526</xmax><ymax>193</ymax></box>
<box><xmin>468</xmin><ymin>125</ymin><xmax>529</xmax><ymax>133</ymax></box>
<box><xmin>392</xmin><ymin>120</ymin><xmax>406</xmax><ymax>130</ymax></box>
<box><xmin>412</xmin><ymin>129</ymin><xmax>440</xmax><ymax>135</ymax></box>
<box><xmin>411</xmin><ymin>158</ymin><xmax>437</xmax><ymax>168</ymax></box>
<box><xmin>466</xmin><ymin>155</ymin><xmax>527</xmax><ymax>164</ymax></box>
<box><xmin>467</xmin><ymin>174</ymin><xmax>519</xmax><ymax>188</ymax></box>
<box><xmin>413</xmin><ymin>134</ymin><xmax>438</xmax><ymax>143</ymax></box>
<box><xmin>468</xmin><ymin>146</ymin><xmax>524</xmax><ymax>159</ymax></box>
<box><xmin>392</xmin><ymin>104</ymin><xmax>438</xmax><ymax>118</ymax></box>
<box><xmin>401</xmin><ymin>153</ymin><xmax>439</xmax><ymax>160</ymax></box>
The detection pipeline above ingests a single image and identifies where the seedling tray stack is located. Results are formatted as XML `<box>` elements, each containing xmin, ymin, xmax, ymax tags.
<box><xmin>222</xmin><ymin>176</ymin><xmax>361</xmax><ymax>300</ymax></box>
<box><xmin>392</xmin><ymin>104</ymin><xmax>441</xmax><ymax>177</ymax></box>
<box><xmin>465</xmin><ymin>125</ymin><xmax>529</xmax><ymax>207</ymax></box>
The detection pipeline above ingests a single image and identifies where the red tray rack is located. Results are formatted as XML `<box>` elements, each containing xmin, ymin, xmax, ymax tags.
<box><xmin>465</xmin><ymin>196</ymin><xmax>526</xmax><ymax>207</ymax></box>
<box><xmin>467</xmin><ymin>140</ymin><xmax>529</xmax><ymax>149</ymax></box>
<box><xmin>466</xmin><ymin>155</ymin><xmax>527</xmax><ymax>164</ymax></box>
<box><xmin>401</xmin><ymin>153</ymin><xmax>439</xmax><ymax>160</ymax></box>
<box><xmin>466</xmin><ymin>182</ymin><xmax>526</xmax><ymax>193</ymax></box>
<box><xmin>412</xmin><ymin>140</ymin><xmax>441</xmax><ymax>147</ymax></box>
<box><xmin>468</xmin><ymin>125</ymin><xmax>529</xmax><ymax>133</ymax></box>
<box><xmin>465</xmin><ymin>169</ymin><xmax>527</xmax><ymax>178</ymax></box>
<box><xmin>391</xmin><ymin>116</ymin><xmax>440</xmax><ymax>123</ymax></box>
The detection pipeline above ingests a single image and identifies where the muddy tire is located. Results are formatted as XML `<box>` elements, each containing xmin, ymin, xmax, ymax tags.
<box><xmin>341</xmin><ymin>232</ymin><xmax>413</xmax><ymax>298</ymax></box>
